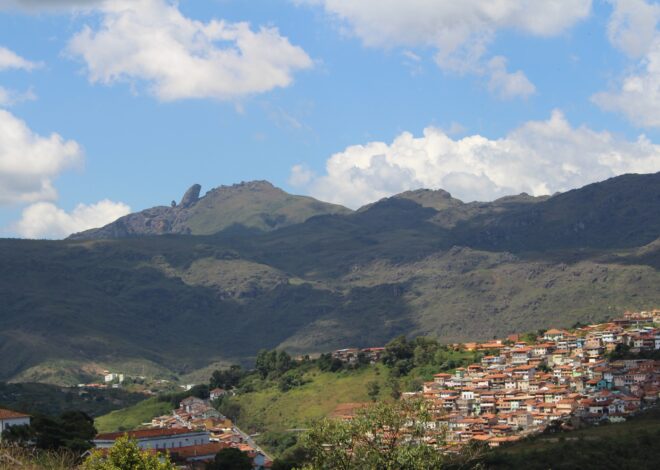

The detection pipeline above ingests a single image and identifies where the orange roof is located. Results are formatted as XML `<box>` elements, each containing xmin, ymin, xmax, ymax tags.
<box><xmin>170</xmin><ymin>442</ymin><xmax>226</xmax><ymax>459</ymax></box>
<box><xmin>0</xmin><ymin>408</ymin><xmax>30</xmax><ymax>420</ymax></box>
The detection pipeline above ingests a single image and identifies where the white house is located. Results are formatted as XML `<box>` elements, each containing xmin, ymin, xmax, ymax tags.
<box><xmin>0</xmin><ymin>408</ymin><xmax>31</xmax><ymax>438</ymax></box>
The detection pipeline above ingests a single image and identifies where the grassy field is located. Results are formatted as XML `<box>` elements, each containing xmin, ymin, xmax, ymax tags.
<box><xmin>228</xmin><ymin>364</ymin><xmax>394</xmax><ymax>434</ymax></box>
<box><xmin>94</xmin><ymin>397</ymin><xmax>174</xmax><ymax>433</ymax></box>
<box><xmin>483</xmin><ymin>408</ymin><xmax>660</xmax><ymax>469</ymax></box>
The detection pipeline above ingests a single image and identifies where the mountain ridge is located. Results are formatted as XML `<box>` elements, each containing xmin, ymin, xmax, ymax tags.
<box><xmin>3</xmin><ymin>172</ymin><xmax>660</xmax><ymax>385</ymax></box>
<box><xmin>68</xmin><ymin>180</ymin><xmax>352</xmax><ymax>239</ymax></box>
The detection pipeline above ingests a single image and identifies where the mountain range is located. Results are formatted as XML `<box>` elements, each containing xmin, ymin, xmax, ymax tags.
<box><xmin>2</xmin><ymin>172</ymin><xmax>660</xmax><ymax>385</ymax></box>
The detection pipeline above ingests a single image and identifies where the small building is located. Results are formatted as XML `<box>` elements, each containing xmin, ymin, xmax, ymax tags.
<box><xmin>0</xmin><ymin>408</ymin><xmax>31</xmax><ymax>439</ymax></box>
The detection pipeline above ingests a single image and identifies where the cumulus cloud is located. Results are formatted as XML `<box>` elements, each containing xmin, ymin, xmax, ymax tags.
<box><xmin>486</xmin><ymin>56</ymin><xmax>536</xmax><ymax>99</ymax></box>
<box><xmin>0</xmin><ymin>45</ymin><xmax>40</xmax><ymax>71</ymax></box>
<box><xmin>66</xmin><ymin>0</ymin><xmax>313</xmax><ymax>101</ymax></box>
<box><xmin>290</xmin><ymin>110</ymin><xmax>660</xmax><ymax>208</ymax></box>
<box><xmin>607</xmin><ymin>0</ymin><xmax>660</xmax><ymax>58</ymax></box>
<box><xmin>297</xmin><ymin>0</ymin><xmax>590</xmax><ymax>84</ymax></box>
<box><xmin>593</xmin><ymin>1</ymin><xmax>660</xmax><ymax>127</ymax></box>
<box><xmin>0</xmin><ymin>109</ymin><xmax>83</xmax><ymax>205</ymax></box>
<box><xmin>15</xmin><ymin>199</ymin><xmax>130</xmax><ymax>239</ymax></box>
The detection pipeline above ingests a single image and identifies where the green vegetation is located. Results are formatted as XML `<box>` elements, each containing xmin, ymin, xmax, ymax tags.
<box><xmin>296</xmin><ymin>399</ymin><xmax>447</xmax><ymax>470</ymax></box>
<box><xmin>2</xmin><ymin>411</ymin><xmax>97</xmax><ymax>455</ymax></box>
<box><xmin>206</xmin><ymin>448</ymin><xmax>253</xmax><ymax>470</ymax></box>
<box><xmin>94</xmin><ymin>398</ymin><xmax>174</xmax><ymax>433</ymax></box>
<box><xmin>0</xmin><ymin>382</ymin><xmax>146</xmax><ymax>418</ymax></box>
<box><xmin>83</xmin><ymin>435</ymin><xmax>175</xmax><ymax>470</ymax></box>
<box><xmin>483</xmin><ymin>408</ymin><xmax>660</xmax><ymax>469</ymax></box>
<box><xmin>3</xmin><ymin>173</ymin><xmax>660</xmax><ymax>384</ymax></box>
<box><xmin>228</xmin><ymin>365</ymin><xmax>390</xmax><ymax>434</ymax></box>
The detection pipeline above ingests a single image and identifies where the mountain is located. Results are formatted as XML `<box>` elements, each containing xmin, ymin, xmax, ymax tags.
<box><xmin>68</xmin><ymin>180</ymin><xmax>351</xmax><ymax>239</ymax></box>
<box><xmin>2</xmin><ymin>173</ymin><xmax>660</xmax><ymax>385</ymax></box>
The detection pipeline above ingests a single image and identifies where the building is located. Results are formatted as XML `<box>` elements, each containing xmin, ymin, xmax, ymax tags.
<box><xmin>93</xmin><ymin>428</ymin><xmax>210</xmax><ymax>451</ymax></box>
<box><xmin>0</xmin><ymin>408</ymin><xmax>31</xmax><ymax>439</ymax></box>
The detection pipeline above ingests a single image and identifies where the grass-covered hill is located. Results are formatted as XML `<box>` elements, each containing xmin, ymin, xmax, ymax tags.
<box><xmin>483</xmin><ymin>407</ymin><xmax>660</xmax><ymax>469</ymax></box>
<box><xmin>2</xmin><ymin>173</ymin><xmax>660</xmax><ymax>383</ymax></box>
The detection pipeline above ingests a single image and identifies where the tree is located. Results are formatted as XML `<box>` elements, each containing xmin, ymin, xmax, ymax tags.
<box><xmin>299</xmin><ymin>399</ymin><xmax>446</xmax><ymax>470</ymax></box>
<box><xmin>206</xmin><ymin>447</ymin><xmax>252</xmax><ymax>470</ymax></box>
<box><xmin>82</xmin><ymin>435</ymin><xmax>175</xmax><ymax>470</ymax></box>
<box><xmin>210</xmin><ymin>365</ymin><xmax>244</xmax><ymax>390</ymax></box>
<box><xmin>218</xmin><ymin>398</ymin><xmax>242</xmax><ymax>422</ymax></box>
<box><xmin>366</xmin><ymin>381</ymin><xmax>380</xmax><ymax>402</ymax></box>
<box><xmin>2</xmin><ymin>411</ymin><xmax>97</xmax><ymax>453</ymax></box>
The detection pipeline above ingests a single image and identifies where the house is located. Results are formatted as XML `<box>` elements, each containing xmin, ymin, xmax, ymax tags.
<box><xmin>544</xmin><ymin>329</ymin><xmax>568</xmax><ymax>341</ymax></box>
<box><xmin>210</xmin><ymin>388</ymin><xmax>228</xmax><ymax>401</ymax></box>
<box><xmin>0</xmin><ymin>408</ymin><xmax>31</xmax><ymax>439</ymax></box>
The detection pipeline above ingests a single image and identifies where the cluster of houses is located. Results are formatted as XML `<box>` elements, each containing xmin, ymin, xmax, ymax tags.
<box><xmin>401</xmin><ymin>312</ymin><xmax>660</xmax><ymax>449</ymax></box>
<box><xmin>92</xmin><ymin>392</ymin><xmax>271</xmax><ymax>469</ymax></box>
<box><xmin>332</xmin><ymin>347</ymin><xmax>385</xmax><ymax>364</ymax></box>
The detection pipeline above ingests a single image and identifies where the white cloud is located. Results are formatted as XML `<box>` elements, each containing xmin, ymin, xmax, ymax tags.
<box><xmin>15</xmin><ymin>199</ymin><xmax>130</xmax><ymax>239</ymax></box>
<box><xmin>0</xmin><ymin>109</ymin><xmax>83</xmax><ymax>205</ymax></box>
<box><xmin>0</xmin><ymin>0</ymin><xmax>100</xmax><ymax>12</ymax></box>
<box><xmin>298</xmin><ymin>0</ymin><xmax>591</xmax><ymax>74</ymax></box>
<box><xmin>0</xmin><ymin>45</ymin><xmax>40</xmax><ymax>71</ymax></box>
<box><xmin>66</xmin><ymin>0</ymin><xmax>313</xmax><ymax>101</ymax></box>
<box><xmin>288</xmin><ymin>164</ymin><xmax>315</xmax><ymax>187</ymax></box>
<box><xmin>593</xmin><ymin>1</ymin><xmax>660</xmax><ymax>127</ymax></box>
<box><xmin>290</xmin><ymin>110</ymin><xmax>660</xmax><ymax>208</ymax></box>
<box><xmin>0</xmin><ymin>86</ymin><xmax>36</xmax><ymax>106</ymax></box>
<box><xmin>607</xmin><ymin>0</ymin><xmax>660</xmax><ymax>58</ymax></box>
<box><xmin>487</xmin><ymin>56</ymin><xmax>536</xmax><ymax>99</ymax></box>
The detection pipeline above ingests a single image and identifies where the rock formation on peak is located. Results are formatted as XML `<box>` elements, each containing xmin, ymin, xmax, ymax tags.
<box><xmin>67</xmin><ymin>180</ymin><xmax>351</xmax><ymax>239</ymax></box>
<box><xmin>179</xmin><ymin>184</ymin><xmax>201</xmax><ymax>208</ymax></box>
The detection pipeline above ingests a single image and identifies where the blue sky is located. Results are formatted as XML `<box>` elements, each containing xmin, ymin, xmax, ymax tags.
<box><xmin>1</xmin><ymin>0</ymin><xmax>660</xmax><ymax>238</ymax></box>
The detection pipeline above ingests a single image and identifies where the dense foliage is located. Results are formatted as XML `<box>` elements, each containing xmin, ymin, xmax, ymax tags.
<box><xmin>1</xmin><ymin>411</ymin><xmax>96</xmax><ymax>454</ymax></box>
<box><xmin>298</xmin><ymin>399</ymin><xmax>446</xmax><ymax>470</ymax></box>
<box><xmin>83</xmin><ymin>435</ymin><xmax>175</xmax><ymax>470</ymax></box>
<box><xmin>205</xmin><ymin>447</ymin><xmax>253</xmax><ymax>470</ymax></box>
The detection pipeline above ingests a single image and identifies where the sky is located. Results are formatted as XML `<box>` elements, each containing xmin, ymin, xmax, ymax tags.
<box><xmin>2</xmin><ymin>0</ymin><xmax>660</xmax><ymax>238</ymax></box>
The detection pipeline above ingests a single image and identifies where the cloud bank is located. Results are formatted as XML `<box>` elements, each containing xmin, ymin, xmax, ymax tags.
<box><xmin>593</xmin><ymin>0</ymin><xmax>660</xmax><ymax>128</ymax></box>
<box><xmin>298</xmin><ymin>0</ymin><xmax>591</xmax><ymax>98</ymax></box>
<box><xmin>15</xmin><ymin>199</ymin><xmax>130</xmax><ymax>239</ymax></box>
<box><xmin>67</xmin><ymin>0</ymin><xmax>313</xmax><ymax>101</ymax></box>
<box><xmin>290</xmin><ymin>111</ymin><xmax>660</xmax><ymax>208</ymax></box>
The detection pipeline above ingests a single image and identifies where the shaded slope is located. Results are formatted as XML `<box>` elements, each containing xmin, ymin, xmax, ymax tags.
<box><xmin>2</xmin><ymin>173</ymin><xmax>660</xmax><ymax>383</ymax></box>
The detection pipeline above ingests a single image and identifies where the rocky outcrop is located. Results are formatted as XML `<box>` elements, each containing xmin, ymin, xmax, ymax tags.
<box><xmin>179</xmin><ymin>184</ymin><xmax>201</xmax><ymax>208</ymax></box>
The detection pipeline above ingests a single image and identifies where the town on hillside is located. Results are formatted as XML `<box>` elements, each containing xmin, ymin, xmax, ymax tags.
<box><xmin>1</xmin><ymin>309</ymin><xmax>659</xmax><ymax>468</ymax></box>
<box><xmin>332</xmin><ymin>309</ymin><xmax>660</xmax><ymax>450</ymax></box>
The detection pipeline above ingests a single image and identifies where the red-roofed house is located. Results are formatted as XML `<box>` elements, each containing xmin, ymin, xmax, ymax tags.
<box><xmin>0</xmin><ymin>408</ymin><xmax>30</xmax><ymax>439</ymax></box>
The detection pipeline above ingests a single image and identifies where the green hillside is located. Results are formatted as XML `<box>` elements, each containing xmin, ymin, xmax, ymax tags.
<box><xmin>483</xmin><ymin>408</ymin><xmax>660</xmax><ymax>469</ymax></box>
<box><xmin>2</xmin><ymin>173</ymin><xmax>660</xmax><ymax>383</ymax></box>
<box><xmin>95</xmin><ymin>397</ymin><xmax>174</xmax><ymax>433</ymax></box>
